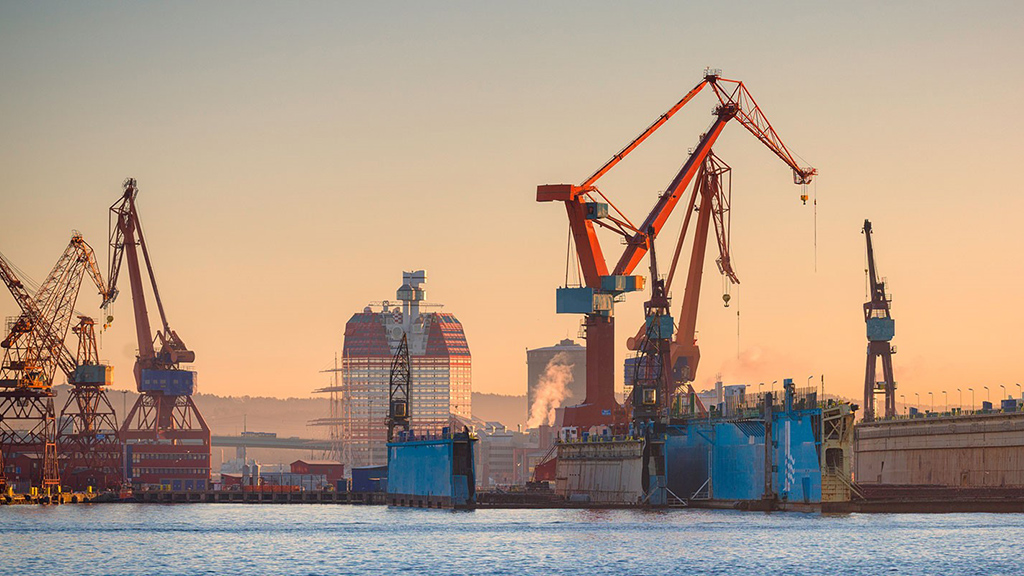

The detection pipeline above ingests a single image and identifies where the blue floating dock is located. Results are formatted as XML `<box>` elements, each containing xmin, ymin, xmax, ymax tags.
<box><xmin>386</xmin><ymin>430</ymin><xmax>476</xmax><ymax>509</ymax></box>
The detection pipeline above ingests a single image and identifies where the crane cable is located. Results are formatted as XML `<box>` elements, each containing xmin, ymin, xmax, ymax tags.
<box><xmin>564</xmin><ymin>223</ymin><xmax>582</xmax><ymax>288</ymax></box>
<box><xmin>813</xmin><ymin>179</ymin><xmax>818</xmax><ymax>273</ymax></box>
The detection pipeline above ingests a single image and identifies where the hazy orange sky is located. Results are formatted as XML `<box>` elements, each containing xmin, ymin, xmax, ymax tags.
<box><xmin>1</xmin><ymin>2</ymin><xmax>1022</xmax><ymax>409</ymax></box>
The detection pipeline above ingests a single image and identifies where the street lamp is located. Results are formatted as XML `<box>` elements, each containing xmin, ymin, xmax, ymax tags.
<box><xmin>900</xmin><ymin>394</ymin><xmax>906</xmax><ymax>416</ymax></box>
<box><xmin>929</xmin><ymin>392</ymin><xmax>934</xmax><ymax>412</ymax></box>
<box><xmin>943</xmin><ymin>391</ymin><xmax>948</xmax><ymax>412</ymax></box>
<box><xmin>968</xmin><ymin>388</ymin><xmax>975</xmax><ymax>412</ymax></box>
<box><xmin>915</xmin><ymin>392</ymin><xmax>920</xmax><ymax>408</ymax></box>
<box><xmin>1001</xmin><ymin>384</ymin><xmax>1007</xmax><ymax>400</ymax></box>
<box><xmin>1017</xmin><ymin>383</ymin><xmax>1022</xmax><ymax>399</ymax></box>
<box><xmin>957</xmin><ymin>388</ymin><xmax>962</xmax><ymax>410</ymax></box>
<box><xmin>758</xmin><ymin>382</ymin><xmax>764</xmax><ymax>396</ymax></box>
<box><xmin>771</xmin><ymin>380</ymin><xmax>778</xmax><ymax>398</ymax></box>
<box><xmin>984</xmin><ymin>386</ymin><xmax>990</xmax><ymax>405</ymax></box>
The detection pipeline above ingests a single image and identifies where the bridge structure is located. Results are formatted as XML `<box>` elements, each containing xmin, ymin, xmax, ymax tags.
<box><xmin>211</xmin><ymin>435</ymin><xmax>333</xmax><ymax>452</ymax></box>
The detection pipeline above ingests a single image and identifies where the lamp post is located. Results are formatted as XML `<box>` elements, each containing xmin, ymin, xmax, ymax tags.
<box><xmin>929</xmin><ymin>392</ymin><xmax>934</xmax><ymax>412</ymax></box>
<box><xmin>1000</xmin><ymin>384</ymin><xmax>1006</xmax><ymax>400</ymax></box>
<box><xmin>1017</xmin><ymin>383</ymin><xmax>1022</xmax><ymax>399</ymax></box>
<box><xmin>968</xmin><ymin>388</ymin><xmax>974</xmax><ymax>412</ymax></box>
<box><xmin>984</xmin><ymin>386</ymin><xmax>990</xmax><ymax>405</ymax></box>
<box><xmin>758</xmin><ymin>382</ymin><xmax>764</xmax><ymax>397</ymax></box>
<box><xmin>943</xmin><ymin>391</ymin><xmax>947</xmax><ymax>412</ymax></box>
<box><xmin>771</xmin><ymin>380</ymin><xmax>778</xmax><ymax>399</ymax></box>
<box><xmin>915</xmin><ymin>392</ymin><xmax>920</xmax><ymax>408</ymax></box>
<box><xmin>900</xmin><ymin>394</ymin><xmax>906</xmax><ymax>416</ymax></box>
<box><xmin>957</xmin><ymin>388</ymin><xmax>962</xmax><ymax>410</ymax></box>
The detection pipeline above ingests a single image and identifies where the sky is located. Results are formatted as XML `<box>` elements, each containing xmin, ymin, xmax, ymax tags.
<box><xmin>1</xmin><ymin>1</ymin><xmax>1022</xmax><ymax>410</ymax></box>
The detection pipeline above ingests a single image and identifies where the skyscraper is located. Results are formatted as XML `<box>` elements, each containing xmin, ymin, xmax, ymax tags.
<box><xmin>339</xmin><ymin>271</ymin><xmax>471</xmax><ymax>467</ymax></box>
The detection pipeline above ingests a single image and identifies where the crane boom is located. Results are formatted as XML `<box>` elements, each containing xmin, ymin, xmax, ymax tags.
<box><xmin>0</xmin><ymin>234</ymin><xmax>110</xmax><ymax>387</ymax></box>
<box><xmin>109</xmin><ymin>178</ymin><xmax>195</xmax><ymax>374</ymax></box>
<box><xmin>709</xmin><ymin>78</ymin><xmax>816</xmax><ymax>185</ymax></box>
<box><xmin>580</xmin><ymin>78</ymin><xmax>710</xmax><ymax>190</ymax></box>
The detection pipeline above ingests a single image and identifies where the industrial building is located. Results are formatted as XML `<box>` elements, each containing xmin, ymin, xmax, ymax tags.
<box><xmin>329</xmin><ymin>271</ymin><xmax>472</xmax><ymax>468</ymax></box>
<box><xmin>526</xmin><ymin>339</ymin><xmax>585</xmax><ymax>427</ymax></box>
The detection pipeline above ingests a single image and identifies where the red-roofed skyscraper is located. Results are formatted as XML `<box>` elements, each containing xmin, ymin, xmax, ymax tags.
<box><xmin>333</xmin><ymin>271</ymin><xmax>471</xmax><ymax>467</ymax></box>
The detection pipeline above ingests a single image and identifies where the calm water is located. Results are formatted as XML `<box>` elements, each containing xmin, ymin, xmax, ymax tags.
<box><xmin>2</xmin><ymin>504</ymin><xmax>1022</xmax><ymax>575</ymax></box>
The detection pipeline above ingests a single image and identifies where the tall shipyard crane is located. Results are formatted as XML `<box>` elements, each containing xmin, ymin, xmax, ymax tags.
<box><xmin>538</xmin><ymin>69</ymin><xmax>815</xmax><ymax>432</ymax></box>
<box><xmin>386</xmin><ymin>334</ymin><xmax>411</xmax><ymax>443</ymax></box>
<box><xmin>0</xmin><ymin>232</ymin><xmax>111</xmax><ymax>492</ymax></box>
<box><xmin>629</xmin><ymin>230</ymin><xmax>673</xmax><ymax>500</ymax></box>
<box><xmin>862</xmin><ymin>220</ymin><xmax>896</xmax><ymax>421</ymax></box>
<box><xmin>108</xmin><ymin>178</ymin><xmax>211</xmax><ymax>489</ymax></box>
<box><xmin>58</xmin><ymin>315</ymin><xmax>123</xmax><ymax>490</ymax></box>
<box><xmin>626</xmin><ymin>151</ymin><xmax>735</xmax><ymax>415</ymax></box>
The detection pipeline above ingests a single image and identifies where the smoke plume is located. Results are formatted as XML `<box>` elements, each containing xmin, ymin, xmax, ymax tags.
<box><xmin>527</xmin><ymin>352</ymin><xmax>574</xmax><ymax>428</ymax></box>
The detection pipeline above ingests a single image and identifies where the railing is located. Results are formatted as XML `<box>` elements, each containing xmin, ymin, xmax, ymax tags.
<box><xmin>872</xmin><ymin>404</ymin><xmax>1024</xmax><ymax>423</ymax></box>
<box><xmin>823</xmin><ymin>465</ymin><xmax>864</xmax><ymax>500</ymax></box>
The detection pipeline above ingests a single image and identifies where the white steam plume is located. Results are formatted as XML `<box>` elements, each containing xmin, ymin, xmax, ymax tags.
<box><xmin>527</xmin><ymin>352</ymin><xmax>574</xmax><ymax>428</ymax></box>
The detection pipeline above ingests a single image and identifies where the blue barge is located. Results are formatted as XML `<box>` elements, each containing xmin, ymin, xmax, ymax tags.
<box><xmin>386</xmin><ymin>429</ymin><xmax>477</xmax><ymax>509</ymax></box>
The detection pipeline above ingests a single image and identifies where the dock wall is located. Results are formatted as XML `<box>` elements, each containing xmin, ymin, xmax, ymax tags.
<box><xmin>854</xmin><ymin>411</ymin><xmax>1024</xmax><ymax>487</ymax></box>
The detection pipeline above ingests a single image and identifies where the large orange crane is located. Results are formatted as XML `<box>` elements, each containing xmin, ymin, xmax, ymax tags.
<box><xmin>108</xmin><ymin>178</ymin><xmax>211</xmax><ymax>490</ymax></box>
<box><xmin>538</xmin><ymin>69</ymin><xmax>814</xmax><ymax>432</ymax></box>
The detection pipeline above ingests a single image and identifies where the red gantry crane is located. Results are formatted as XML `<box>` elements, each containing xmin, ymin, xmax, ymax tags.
<box><xmin>58</xmin><ymin>315</ymin><xmax>123</xmax><ymax>491</ymax></box>
<box><xmin>862</xmin><ymin>219</ymin><xmax>896</xmax><ymax>422</ymax></box>
<box><xmin>538</xmin><ymin>69</ymin><xmax>815</xmax><ymax>432</ymax></box>
<box><xmin>108</xmin><ymin>178</ymin><xmax>211</xmax><ymax>490</ymax></box>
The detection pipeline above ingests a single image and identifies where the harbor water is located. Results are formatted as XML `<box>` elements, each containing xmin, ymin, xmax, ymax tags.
<box><xmin>3</xmin><ymin>505</ymin><xmax>1022</xmax><ymax>575</ymax></box>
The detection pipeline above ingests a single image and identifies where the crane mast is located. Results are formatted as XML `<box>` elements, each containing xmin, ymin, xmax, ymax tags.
<box><xmin>386</xmin><ymin>334</ymin><xmax>411</xmax><ymax>442</ymax></box>
<box><xmin>538</xmin><ymin>69</ymin><xmax>814</xmax><ymax>433</ymax></box>
<box><xmin>862</xmin><ymin>220</ymin><xmax>896</xmax><ymax>421</ymax></box>
<box><xmin>108</xmin><ymin>178</ymin><xmax>211</xmax><ymax>490</ymax></box>
<box><xmin>629</xmin><ymin>229</ymin><xmax>672</xmax><ymax>502</ymax></box>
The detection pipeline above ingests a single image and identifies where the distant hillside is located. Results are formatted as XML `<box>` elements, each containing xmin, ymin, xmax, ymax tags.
<box><xmin>51</xmin><ymin>386</ymin><xmax>525</xmax><ymax>437</ymax></box>
<box><xmin>472</xmin><ymin>392</ymin><xmax>526</xmax><ymax>429</ymax></box>
<box><xmin>52</xmin><ymin>385</ymin><xmax>329</xmax><ymax>439</ymax></box>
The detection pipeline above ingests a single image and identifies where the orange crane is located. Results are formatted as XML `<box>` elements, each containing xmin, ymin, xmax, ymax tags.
<box><xmin>107</xmin><ymin>178</ymin><xmax>211</xmax><ymax>490</ymax></box>
<box><xmin>538</xmin><ymin>69</ymin><xmax>815</xmax><ymax>432</ymax></box>
<box><xmin>624</xmin><ymin>151</ymin><xmax>735</xmax><ymax>413</ymax></box>
<box><xmin>0</xmin><ymin>233</ymin><xmax>111</xmax><ymax>492</ymax></box>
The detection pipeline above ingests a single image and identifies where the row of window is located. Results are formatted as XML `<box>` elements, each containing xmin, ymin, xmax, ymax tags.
<box><xmin>133</xmin><ymin>467</ymin><xmax>209</xmax><ymax>476</ymax></box>
<box><xmin>132</xmin><ymin>453</ymin><xmax>207</xmax><ymax>462</ymax></box>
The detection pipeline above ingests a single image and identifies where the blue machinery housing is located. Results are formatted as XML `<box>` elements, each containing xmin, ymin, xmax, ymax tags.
<box><xmin>665</xmin><ymin>381</ymin><xmax>855</xmax><ymax>507</ymax></box>
<box><xmin>667</xmin><ymin>410</ymin><xmax>823</xmax><ymax>503</ymax></box>
<box><xmin>386</xmin><ymin>430</ymin><xmax>476</xmax><ymax>509</ymax></box>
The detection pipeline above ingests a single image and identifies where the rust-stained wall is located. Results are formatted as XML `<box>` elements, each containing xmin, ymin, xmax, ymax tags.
<box><xmin>854</xmin><ymin>412</ymin><xmax>1024</xmax><ymax>486</ymax></box>
<box><xmin>555</xmin><ymin>439</ymin><xmax>643</xmax><ymax>504</ymax></box>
